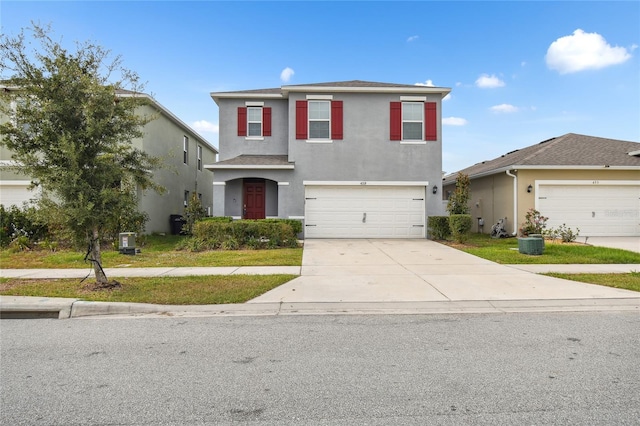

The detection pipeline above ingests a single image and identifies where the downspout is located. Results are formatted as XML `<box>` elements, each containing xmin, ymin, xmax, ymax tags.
<box><xmin>505</xmin><ymin>169</ymin><xmax>518</xmax><ymax>236</ymax></box>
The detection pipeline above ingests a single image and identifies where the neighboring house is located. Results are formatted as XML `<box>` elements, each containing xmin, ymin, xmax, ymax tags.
<box><xmin>442</xmin><ymin>133</ymin><xmax>640</xmax><ymax>237</ymax></box>
<box><xmin>0</xmin><ymin>88</ymin><xmax>218</xmax><ymax>234</ymax></box>
<box><xmin>207</xmin><ymin>80</ymin><xmax>451</xmax><ymax>238</ymax></box>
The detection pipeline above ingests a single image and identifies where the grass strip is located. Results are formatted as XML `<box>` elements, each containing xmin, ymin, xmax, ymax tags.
<box><xmin>543</xmin><ymin>273</ymin><xmax>640</xmax><ymax>293</ymax></box>
<box><xmin>0</xmin><ymin>275</ymin><xmax>297</xmax><ymax>304</ymax></box>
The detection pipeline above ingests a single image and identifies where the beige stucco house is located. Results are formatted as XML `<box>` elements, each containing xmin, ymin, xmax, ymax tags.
<box><xmin>442</xmin><ymin>133</ymin><xmax>640</xmax><ymax>237</ymax></box>
<box><xmin>0</xmin><ymin>88</ymin><xmax>218</xmax><ymax>234</ymax></box>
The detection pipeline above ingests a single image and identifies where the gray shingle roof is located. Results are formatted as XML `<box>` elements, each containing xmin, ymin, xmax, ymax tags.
<box><xmin>211</xmin><ymin>80</ymin><xmax>449</xmax><ymax>96</ymax></box>
<box><xmin>211</xmin><ymin>155</ymin><xmax>292</xmax><ymax>167</ymax></box>
<box><xmin>444</xmin><ymin>133</ymin><xmax>640</xmax><ymax>183</ymax></box>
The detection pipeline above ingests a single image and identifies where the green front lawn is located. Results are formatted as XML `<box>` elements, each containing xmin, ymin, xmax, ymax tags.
<box><xmin>0</xmin><ymin>234</ymin><xmax>303</xmax><ymax>269</ymax></box>
<box><xmin>440</xmin><ymin>233</ymin><xmax>640</xmax><ymax>264</ymax></box>
<box><xmin>0</xmin><ymin>274</ymin><xmax>297</xmax><ymax>304</ymax></box>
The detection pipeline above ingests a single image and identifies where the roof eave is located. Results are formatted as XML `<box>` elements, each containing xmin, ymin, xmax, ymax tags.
<box><xmin>204</xmin><ymin>164</ymin><xmax>295</xmax><ymax>170</ymax></box>
<box><xmin>444</xmin><ymin>164</ymin><xmax>640</xmax><ymax>184</ymax></box>
<box><xmin>282</xmin><ymin>85</ymin><xmax>452</xmax><ymax>98</ymax></box>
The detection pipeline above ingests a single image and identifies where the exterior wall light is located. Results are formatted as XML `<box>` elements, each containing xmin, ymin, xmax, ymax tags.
<box><xmin>432</xmin><ymin>185</ymin><xmax>438</xmax><ymax>194</ymax></box>
<box><xmin>527</xmin><ymin>184</ymin><xmax>533</xmax><ymax>193</ymax></box>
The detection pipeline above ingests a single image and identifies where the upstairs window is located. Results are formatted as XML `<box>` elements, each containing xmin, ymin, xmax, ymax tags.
<box><xmin>247</xmin><ymin>107</ymin><xmax>262</xmax><ymax>136</ymax></box>
<box><xmin>296</xmin><ymin>100</ymin><xmax>343</xmax><ymax>141</ymax></box>
<box><xmin>402</xmin><ymin>102</ymin><xmax>423</xmax><ymax>140</ymax></box>
<box><xmin>238</xmin><ymin>106</ymin><xmax>271</xmax><ymax>137</ymax></box>
<box><xmin>183</xmin><ymin>136</ymin><xmax>189</xmax><ymax>164</ymax></box>
<box><xmin>390</xmin><ymin>101</ymin><xmax>437</xmax><ymax>141</ymax></box>
<box><xmin>197</xmin><ymin>145</ymin><xmax>202</xmax><ymax>171</ymax></box>
<box><xmin>308</xmin><ymin>101</ymin><xmax>330</xmax><ymax>139</ymax></box>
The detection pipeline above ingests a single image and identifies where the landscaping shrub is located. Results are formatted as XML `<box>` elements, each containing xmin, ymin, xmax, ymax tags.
<box><xmin>259</xmin><ymin>218</ymin><xmax>303</xmax><ymax>235</ymax></box>
<box><xmin>446</xmin><ymin>172</ymin><xmax>471</xmax><ymax>215</ymax></box>
<box><xmin>545</xmin><ymin>224</ymin><xmax>580</xmax><ymax>243</ymax></box>
<box><xmin>449</xmin><ymin>214</ymin><xmax>473</xmax><ymax>243</ymax></box>
<box><xmin>200</xmin><ymin>216</ymin><xmax>233</xmax><ymax>223</ymax></box>
<box><xmin>427</xmin><ymin>216</ymin><xmax>451</xmax><ymax>240</ymax></box>
<box><xmin>0</xmin><ymin>204</ymin><xmax>49</xmax><ymax>248</ymax></box>
<box><xmin>189</xmin><ymin>219</ymin><xmax>298</xmax><ymax>250</ymax></box>
<box><xmin>519</xmin><ymin>208</ymin><xmax>548</xmax><ymax>236</ymax></box>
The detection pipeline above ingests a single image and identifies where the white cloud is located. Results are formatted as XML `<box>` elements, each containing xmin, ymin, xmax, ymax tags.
<box><xmin>443</xmin><ymin>117</ymin><xmax>467</xmax><ymax>126</ymax></box>
<box><xmin>191</xmin><ymin>120</ymin><xmax>218</xmax><ymax>134</ymax></box>
<box><xmin>490</xmin><ymin>104</ymin><xmax>519</xmax><ymax>113</ymax></box>
<box><xmin>415</xmin><ymin>79</ymin><xmax>435</xmax><ymax>87</ymax></box>
<box><xmin>545</xmin><ymin>29</ymin><xmax>633</xmax><ymax>74</ymax></box>
<box><xmin>475</xmin><ymin>74</ymin><xmax>505</xmax><ymax>88</ymax></box>
<box><xmin>280</xmin><ymin>67</ymin><xmax>295</xmax><ymax>82</ymax></box>
<box><xmin>407</xmin><ymin>35</ymin><xmax>419</xmax><ymax>42</ymax></box>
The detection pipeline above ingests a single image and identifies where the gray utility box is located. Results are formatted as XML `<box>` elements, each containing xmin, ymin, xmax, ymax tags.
<box><xmin>518</xmin><ymin>236</ymin><xmax>544</xmax><ymax>255</ymax></box>
<box><xmin>119</xmin><ymin>232</ymin><xmax>136</xmax><ymax>255</ymax></box>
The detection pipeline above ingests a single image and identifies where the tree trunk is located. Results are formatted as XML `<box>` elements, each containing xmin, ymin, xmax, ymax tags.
<box><xmin>91</xmin><ymin>228</ymin><xmax>108</xmax><ymax>284</ymax></box>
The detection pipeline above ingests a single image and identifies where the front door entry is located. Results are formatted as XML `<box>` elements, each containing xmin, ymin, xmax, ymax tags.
<box><xmin>243</xmin><ymin>180</ymin><xmax>266</xmax><ymax>219</ymax></box>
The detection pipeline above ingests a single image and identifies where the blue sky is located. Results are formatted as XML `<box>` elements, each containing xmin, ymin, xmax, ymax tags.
<box><xmin>2</xmin><ymin>1</ymin><xmax>638</xmax><ymax>173</ymax></box>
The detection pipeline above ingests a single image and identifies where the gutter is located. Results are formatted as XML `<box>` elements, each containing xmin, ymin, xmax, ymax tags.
<box><xmin>505</xmin><ymin>169</ymin><xmax>518</xmax><ymax>236</ymax></box>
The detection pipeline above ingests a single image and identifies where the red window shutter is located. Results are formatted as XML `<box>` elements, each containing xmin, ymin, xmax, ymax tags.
<box><xmin>263</xmin><ymin>107</ymin><xmax>272</xmax><ymax>136</ymax></box>
<box><xmin>296</xmin><ymin>100</ymin><xmax>308</xmax><ymax>140</ymax></box>
<box><xmin>390</xmin><ymin>102</ymin><xmax>402</xmax><ymax>141</ymax></box>
<box><xmin>237</xmin><ymin>107</ymin><xmax>247</xmax><ymax>136</ymax></box>
<box><xmin>331</xmin><ymin>100</ymin><xmax>343</xmax><ymax>140</ymax></box>
<box><xmin>425</xmin><ymin>102</ymin><xmax>437</xmax><ymax>141</ymax></box>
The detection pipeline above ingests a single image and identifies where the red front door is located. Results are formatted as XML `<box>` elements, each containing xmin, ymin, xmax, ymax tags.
<box><xmin>243</xmin><ymin>180</ymin><xmax>266</xmax><ymax>219</ymax></box>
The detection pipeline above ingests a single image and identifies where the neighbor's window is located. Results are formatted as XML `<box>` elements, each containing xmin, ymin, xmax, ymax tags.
<box><xmin>197</xmin><ymin>145</ymin><xmax>202</xmax><ymax>171</ymax></box>
<box><xmin>184</xmin><ymin>190</ymin><xmax>189</xmax><ymax>206</ymax></box>
<box><xmin>402</xmin><ymin>102</ymin><xmax>423</xmax><ymax>140</ymax></box>
<box><xmin>308</xmin><ymin>101</ymin><xmax>330</xmax><ymax>139</ymax></box>
<box><xmin>183</xmin><ymin>136</ymin><xmax>189</xmax><ymax>164</ymax></box>
<box><xmin>247</xmin><ymin>107</ymin><xmax>263</xmax><ymax>137</ymax></box>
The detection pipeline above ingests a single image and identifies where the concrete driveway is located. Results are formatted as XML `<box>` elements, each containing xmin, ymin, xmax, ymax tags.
<box><xmin>248</xmin><ymin>239</ymin><xmax>639</xmax><ymax>304</ymax></box>
<box><xmin>581</xmin><ymin>236</ymin><xmax>640</xmax><ymax>253</ymax></box>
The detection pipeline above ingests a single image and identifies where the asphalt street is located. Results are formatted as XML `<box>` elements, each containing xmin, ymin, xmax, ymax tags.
<box><xmin>2</xmin><ymin>312</ymin><xmax>639</xmax><ymax>425</ymax></box>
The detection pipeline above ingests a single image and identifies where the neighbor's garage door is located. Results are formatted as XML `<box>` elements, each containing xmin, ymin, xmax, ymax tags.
<box><xmin>537</xmin><ymin>183</ymin><xmax>640</xmax><ymax>236</ymax></box>
<box><xmin>0</xmin><ymin>182</ymin><xmax>38</xmax><ymax>207</ymax></box>
<box><xmin>304</xmin><ymin>185</ymin><xmax>426</xmax><ymax>238</ymax></box>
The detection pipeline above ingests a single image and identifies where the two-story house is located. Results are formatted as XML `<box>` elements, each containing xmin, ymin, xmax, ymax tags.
<box><xmin>208</xmin><ymin>80</ymin><xmax>451</xmax><ymax>238</ymax></box>
<box><xmin>0</xmin><ymin>88</ymin><xmax>218</xmax><ymax>234</ymax></box>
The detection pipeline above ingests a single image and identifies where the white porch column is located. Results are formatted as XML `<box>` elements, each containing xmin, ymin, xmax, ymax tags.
<box><xmin>213</xmin><ymin>182</ymin><xmax>226</xmax><ymax>217</ymax></box>
<box><xmin>277</xmin><ymin>182</ymin><xmax>289</xmax><ymax>218</ymax></box>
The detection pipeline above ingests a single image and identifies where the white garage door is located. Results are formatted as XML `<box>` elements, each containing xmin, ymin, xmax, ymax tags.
<box><xmin>304</xmin><ymin>185</ymin><xmax>426</xmax><ymax>238</ymax></box>
<box><xmin>537</xmin><ymin>183</ymin><xmax>640</xmax><ymax>236</ymax></box>
<box><xmin>0</xmin><ymin>181</ymin><xmax>39</xmax><ymax>207</ymax></box>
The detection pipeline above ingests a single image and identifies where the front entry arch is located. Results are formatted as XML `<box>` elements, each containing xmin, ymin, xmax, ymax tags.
<box><xmin>243</xmin><ymin>179</ymin><xmax>266</xmax><ymax>219</ymax></box>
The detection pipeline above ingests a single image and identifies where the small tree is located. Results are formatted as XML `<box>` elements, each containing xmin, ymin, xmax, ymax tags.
<box><xmin>183</xmin><ymin>193</ymin><xmax>206</xmax><ymax>235</ymax></box>
<box><xmin>0</xmin><ymin>24</ymin><xmax>163</xmax><ymax>287</ymax></box>
<box><xmin>446</xmin><ymin>172</ymin><xmax>471</xmax><ymax>215</ymax></box>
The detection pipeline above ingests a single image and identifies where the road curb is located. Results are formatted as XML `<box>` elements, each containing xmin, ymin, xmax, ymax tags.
<box><xmin>8</xmin><ymin>298</ymin><xmax>631</xmax><ymax>319</ymax></box>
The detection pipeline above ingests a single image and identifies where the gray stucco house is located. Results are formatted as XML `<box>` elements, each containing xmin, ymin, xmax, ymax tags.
<box><xmin>207</xmin><ymin>80</ymin><xmax>451</xmax><ymax>238</ymax></box>
<box><xmin>0</xmin><ymin>88</ymin><xmax>218</xmax><ymax>234</ymax></box>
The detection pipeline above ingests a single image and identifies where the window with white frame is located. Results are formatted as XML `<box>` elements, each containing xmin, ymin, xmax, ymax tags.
<box><xmin>247</xmin><ymin>107</ymin><xmax>263</xmax><ymax>137</ymax></box>
<box><xmin>402</xmin><ymin>102</ymin><xmax>423</xmax><ymax>140</ymax></box>
<box><xmin>197</xmin><ymin>145</ymin><xmax>202</xmax><ymax>171</ymax></box>
<box><xmin>183</xmin><ymin>136</ymin><xmax>189</xmax><ymax>164</ymax></box>
<box><xmin>184</xmin><ymin>190</ymin><xmax>189</xmax><ymax>206</ymax></box>
<box><xmin>308</xmin><ymin>101</ymin><xmax>330</xmax><ymax>139</ymax></box>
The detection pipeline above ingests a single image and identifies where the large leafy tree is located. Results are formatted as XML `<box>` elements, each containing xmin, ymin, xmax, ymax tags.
<box><xmin>0</xmin><ymin>24</ymin><xmax>162</xmax><ymax>286</ymax></box>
